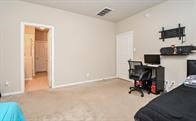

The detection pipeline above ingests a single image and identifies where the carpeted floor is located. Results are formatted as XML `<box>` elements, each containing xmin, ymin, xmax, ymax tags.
<box><xmin>0</xmin><ymin>78</ymin><xmax>157</xmax><ymax>121</ymax></box>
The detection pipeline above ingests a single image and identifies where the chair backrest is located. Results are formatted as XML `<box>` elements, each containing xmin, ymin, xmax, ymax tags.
<box><xmin>128</xmin><ymin>60</ymin><xmax>143</xmax><ymax>77</ymax></box>
<box><xmin>128</xmin><ymin>60</ymin><xmax>152</xmax><ymax>81</ymax></box>
<box><xmin>128</xmin><ymin>60</ymin><xmax>143</xmax><ymax>70</ymax></box>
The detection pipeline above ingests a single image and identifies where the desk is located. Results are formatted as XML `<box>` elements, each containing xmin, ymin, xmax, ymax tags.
<box><xmin>136</xmin><ymin>65</ymin><xmax>165</xmax><ymax>93</ymax></box>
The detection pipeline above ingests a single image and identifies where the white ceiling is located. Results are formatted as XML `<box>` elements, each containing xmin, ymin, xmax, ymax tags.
<box><xmin>21</xmin><ymin>0</ymin><xmax>166</xmax><ymax>22</ymax></box>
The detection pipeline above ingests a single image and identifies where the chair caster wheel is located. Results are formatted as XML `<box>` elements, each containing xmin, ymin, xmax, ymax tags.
<box><xmin>141</xmin><ymin>94</ymin><xmax>144</xmax><ymax>97</ymax></box>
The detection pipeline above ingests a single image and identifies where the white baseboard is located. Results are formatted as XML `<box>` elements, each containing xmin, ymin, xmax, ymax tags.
<box><xmin>54</xmin><ymin>76</ymin><xmax>117</xmax><ymax>89</ymax></box>
<box><xmin>1</xmin><ymin>76</ymin><xmax>117</xmax><ymax>96</ymax></box>
<box><xmin>117</xmin><ymin>77</ymin><xmax>133</xmax><ymax>82</ymax></box>
<box><xmin>1</xmin><ymin>91</ymin><xmax>23</xmax><ymax>97</ymax></box>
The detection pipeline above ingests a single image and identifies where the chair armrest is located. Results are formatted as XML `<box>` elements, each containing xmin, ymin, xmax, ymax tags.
<box><xmin>139</xmin><ymin>71</ymin><xmax>151</xmax><ymax>80</ymax></box>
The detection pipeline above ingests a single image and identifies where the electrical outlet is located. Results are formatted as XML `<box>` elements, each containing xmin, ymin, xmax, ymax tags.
<box><xmin>165</xmin><ymin>80</ymin><xmax>175</xmax><ymax>92</ymax></box>
<box><xmin>171</xmin><ymin>81</ymin><xmax>175</xmax><ymax>85</ymax></box>
<box><xmin>164</xmin><ymin>80</ymin><xmax>169</xmax><ymax>92</ymax></box>
<box><xmin>165</xmin><ymin>80</ymin><xmax>169</xmax><ymax>85</ymax></box>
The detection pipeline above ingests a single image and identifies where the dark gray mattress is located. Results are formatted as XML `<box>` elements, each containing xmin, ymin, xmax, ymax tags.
<box><xmin>134</xmin><ymin>85</ymin><xmax>196</xmax><ymax>121</ymax></box>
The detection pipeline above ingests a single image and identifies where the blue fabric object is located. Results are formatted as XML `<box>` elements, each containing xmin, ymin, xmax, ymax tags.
<box><xmin>0</xmin><ymin>102</ymin><xmax>26</xmax><ymax>121</ymax></box>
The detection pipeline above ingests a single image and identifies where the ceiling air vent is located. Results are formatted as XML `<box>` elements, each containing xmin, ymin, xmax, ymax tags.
<box><xmin>97</xmin><ymin>8</ymin><xmax>112</xmax><ymax>16</ymax></box>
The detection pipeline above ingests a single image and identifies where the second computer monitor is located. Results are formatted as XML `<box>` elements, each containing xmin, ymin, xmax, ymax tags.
<box><xmin>144</xmin><ymin>54</ymin><xmax>160</xmax><ymax>65</ymax></box>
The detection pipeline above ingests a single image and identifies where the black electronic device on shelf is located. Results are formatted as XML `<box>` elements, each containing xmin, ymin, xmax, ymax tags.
<box><xmin>160</xmin><ymin>45</ymin><xmax>196</xmax><ymax>56</ymax></box>
<box><xmin>159</xmin><ymin>24</ymin><xmax>185</xmax><ymax>43</ymax></box>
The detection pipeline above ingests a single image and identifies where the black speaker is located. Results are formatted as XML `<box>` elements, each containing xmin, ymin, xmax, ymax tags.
<box><xmin>160</xmin><ymin>47</ymin><xmax>174</xmax><ymax>55</ymax></box>
<box><xmin>176</xmin><ymin>46</ymin><xmax>192</xmax><ymax>54</ymax></box>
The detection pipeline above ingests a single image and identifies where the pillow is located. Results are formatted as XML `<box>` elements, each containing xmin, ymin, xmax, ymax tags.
<box><xmin>184</xmin><ymin>75</ymin><xmax>196</xmax><ymax>88</ymax></box>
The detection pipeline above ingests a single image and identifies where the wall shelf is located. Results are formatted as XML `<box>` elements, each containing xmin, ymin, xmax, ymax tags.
<box><xmin>161</xmin><ymin>53</ymin><xmax>189</xmax><ymax>56</ymax></box>
<box><xmin>160</xmin><ymin>46</ymin><xmax>196</xmax><ymax>56</ymax></box>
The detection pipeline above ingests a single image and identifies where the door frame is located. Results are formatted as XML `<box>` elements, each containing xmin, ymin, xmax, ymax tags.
<box><xmin>20</xmin><ymin>22</ymin><xmax>55</xmax><ymax>93</ymax></box>
<box><xmin>116</xmin><ymin>31</ymin><xmax>133</xmax><ymax>81</ymax></box>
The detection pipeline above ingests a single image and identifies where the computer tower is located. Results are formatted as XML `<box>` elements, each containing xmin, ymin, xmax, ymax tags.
<box><xmin>155</xmin><ymin>67</ymin><xmax>165</xmax><ymax>92</ymax></box>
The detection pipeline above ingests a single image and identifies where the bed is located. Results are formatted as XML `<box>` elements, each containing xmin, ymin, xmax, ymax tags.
<box><xmin>134</xmin><ymin>85</ymin><xmax>196</xmax><ymax>121</ymax></box>
<box><xmin>0</xmin><ymin>102</ymin><xmax>25</xmax><ymax>121</ymax></box>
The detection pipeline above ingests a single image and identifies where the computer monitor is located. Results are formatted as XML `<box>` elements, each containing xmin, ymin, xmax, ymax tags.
<box><xmin>144</xmin><ymin>54</ymin><xmax>160</xmax><ymax>65</ymax></box>
<box><xmin>187</xmin><ymin>60</ymin><xmax>196</xmax><ymax>77</ymax></box>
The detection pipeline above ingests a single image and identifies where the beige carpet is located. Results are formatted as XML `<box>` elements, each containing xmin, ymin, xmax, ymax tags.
<box><xmin>0</xmin><ymin>79</ymin><xmax>157</xmax><ymax>121</ymax></box>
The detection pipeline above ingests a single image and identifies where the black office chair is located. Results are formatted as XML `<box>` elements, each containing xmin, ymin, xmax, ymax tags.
<box><xmin>128</xmin><ymin>60</ymin><xmax>152</xmax><ymax>97</ymax></box>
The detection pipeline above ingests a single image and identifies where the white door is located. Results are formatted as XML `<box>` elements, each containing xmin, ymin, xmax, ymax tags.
<box><xmin>24</xmin><ymin>34</ymin><xmax>34</xmax><ymax>80</ymax></box>
<box><xmin>117</xmin><ymin>31</ymin><xmax>133</xmax><ymax>80</ymax></box>
<box><xmin>35</xmin><ymin>41</ymin><xmax>48</xmax><ymax>72</ymax></box>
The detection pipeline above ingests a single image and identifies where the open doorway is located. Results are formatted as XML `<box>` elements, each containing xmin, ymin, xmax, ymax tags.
<box><xmin>21</xmin><ymin>22</ymin><xmax>54</xmax><ymax>92</ymax></box>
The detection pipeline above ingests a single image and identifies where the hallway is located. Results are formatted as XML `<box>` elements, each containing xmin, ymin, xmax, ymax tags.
<box><xmin>25</xmin><ymin>72</ymin><xmax>49</xmax><ymax>92</ymax></box>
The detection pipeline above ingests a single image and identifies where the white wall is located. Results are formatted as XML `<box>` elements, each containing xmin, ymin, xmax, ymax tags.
<box><xmin>1</xmin><ymin>0</ymin><xmax>196</xmax><ymax>94</ymax></box>
<box><xmin>117</xmin><ymin>0</ymin><xmax>196</xmax><ymax>89</ymax></box>
<box><xmin>0</xmin><ymin>0</ymin><xmax>116</xmax><ymax>94</ymax></box>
